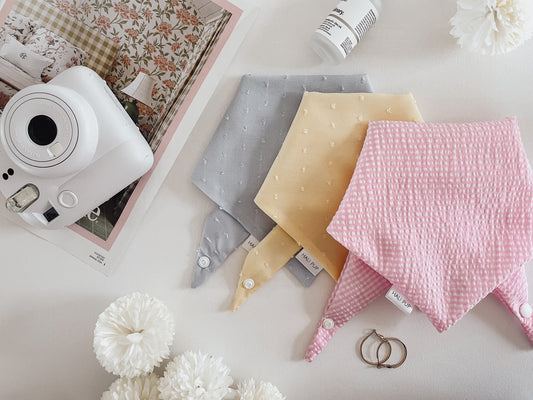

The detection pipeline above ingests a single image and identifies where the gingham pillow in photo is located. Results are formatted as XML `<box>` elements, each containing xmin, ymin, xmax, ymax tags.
<box><xmin>12</xmin><ymin>1</ymin><xmax>119</xmax><ymax>78</ymax></box>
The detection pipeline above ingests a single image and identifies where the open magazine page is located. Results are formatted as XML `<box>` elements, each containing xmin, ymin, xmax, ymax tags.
<box><xmin>0</xmin><ymin>0</ymin><xmax>256</xmax><ymax>274</ymax></box>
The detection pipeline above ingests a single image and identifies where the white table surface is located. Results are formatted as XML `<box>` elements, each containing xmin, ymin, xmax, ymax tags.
<box><xmin>2</xmin><ymin>0</ymin><xmax>533</xmax><ymax>398</ymax></box>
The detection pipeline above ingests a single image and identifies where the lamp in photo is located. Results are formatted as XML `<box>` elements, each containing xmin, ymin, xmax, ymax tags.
<box><xmin>121</xmin><ymin>72</ymin><xmax>155</xmax><ymax>124</ymax></box>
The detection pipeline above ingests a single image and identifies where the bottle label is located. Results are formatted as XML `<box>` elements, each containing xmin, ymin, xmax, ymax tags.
<box><xmin>385</xmin><ymin>287</ymin><xmax>413</xmax><ymax>314</ymax></box>
<box><xmin>295</xmin><ymin>249</ymin><xmax>324</xmax><ymax>276</ymax></box>
<box><xmin>315</xmin><ymin>0</ymin><xmax>378</xmax><ymax>57</ymax></box>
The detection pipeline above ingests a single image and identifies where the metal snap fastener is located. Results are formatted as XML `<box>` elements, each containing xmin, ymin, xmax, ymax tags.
<box><xmin>243</xmin><ymin>278</ymin><xmax>255</xmax><ymax>289</ymax></box>
<box><xmin>322</xmin><ymin>318</ymin><xmax>334</xmax><ymax>330</ymax></box>
<box><xmin>197</xmin><ymin>256</ymin><xmax>210</xmax><ymax>269</ymax></box>
<box><xmin>520</xmin><ymin>303</ymin><xmax>532</xmax><ymax>318</ymax></box>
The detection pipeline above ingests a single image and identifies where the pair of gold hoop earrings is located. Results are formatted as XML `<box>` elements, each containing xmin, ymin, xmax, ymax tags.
<box><xmin>359</xmin><ymin>329</ymin><xmax>407</xmax><ymax>369</ymax></box>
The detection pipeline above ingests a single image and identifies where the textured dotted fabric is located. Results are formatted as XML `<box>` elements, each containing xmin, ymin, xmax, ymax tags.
<box><xmin>306</xmin><ymin>118</ymin><xmax>533</xmax><ymax>361</ymax></box>
<box><xmin>231</xmin><ymin>93</ymin><xmax>423</xmax><ymax>311</ymax></box>
<box><xmin>191</xmin><ymin>74</ymin><xmax>374</xmax><ymax>288</ymax></box>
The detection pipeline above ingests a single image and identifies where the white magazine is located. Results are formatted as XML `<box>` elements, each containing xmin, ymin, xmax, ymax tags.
<box><xmin>0</xmin><ymin>0</ymin><xmax>256</xmax><ymax>274</ymax></box>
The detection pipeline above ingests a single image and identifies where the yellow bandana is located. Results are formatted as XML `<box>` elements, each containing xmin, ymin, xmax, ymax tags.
<box><xmin>231</xmin><ymin>92</ymin><xmax>423</xmax><ymax>310</ymax></box>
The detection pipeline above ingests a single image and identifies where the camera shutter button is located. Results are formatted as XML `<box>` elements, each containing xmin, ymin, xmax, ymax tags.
<box><xmin>58</xmin><ymin>190</ymin><xmax>79</xmax><ymax>208</ymax></box>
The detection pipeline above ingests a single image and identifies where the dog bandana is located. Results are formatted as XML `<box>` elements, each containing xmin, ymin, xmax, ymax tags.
<box><xmin>306</xmin><ymin>117</ymin><xmax>533</xmax><ymax>361</ymax></box>
<box><xmin>191</xmin><ymin>74</ymin><xmax>374</xmax><ymax>288</ymax></box>
<box><xmin>231</xmin><ymin>93</ymin><xmax>423</xmax><ymax>310</ymax></box>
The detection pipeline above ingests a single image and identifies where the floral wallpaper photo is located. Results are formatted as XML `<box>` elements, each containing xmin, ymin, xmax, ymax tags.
<box><xmin>0</xmin><ymin>0</ymin><xmax>231</xmax><ymax>241</ymax></box>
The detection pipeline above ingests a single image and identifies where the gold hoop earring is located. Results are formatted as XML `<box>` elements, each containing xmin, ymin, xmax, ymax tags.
<box><xmin>376</xmin><ymin>336</ymin><xmax>407</xmax><ymax>368</ymax></box>
<box><xmin>359</xmin><ymin>329</ymin><xmax>391</xmax><ymax>367</ymax></box>
<box><xmin>358</xmin><ymin>329</ymin><xmax>407</xmax><ymax>369</ymax></box>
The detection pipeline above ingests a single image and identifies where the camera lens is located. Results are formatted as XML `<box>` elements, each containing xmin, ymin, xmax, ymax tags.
<box><xmin>28</xmin><ymin>115</ymin><xmax>57</xmax><ymax>146</ymax></box>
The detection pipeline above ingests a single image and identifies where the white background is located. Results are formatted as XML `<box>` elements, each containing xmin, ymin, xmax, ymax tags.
<box><xmin>2</xmin><ymin>0</ymin><xmax>533</xmax><ymax>398</ymax></box>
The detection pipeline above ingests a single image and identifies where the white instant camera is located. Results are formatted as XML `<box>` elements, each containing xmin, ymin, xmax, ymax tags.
<box><xmin>0</xmin><ymin>66</ymin><xmax>154</xmax><ymax>229</ymax></box>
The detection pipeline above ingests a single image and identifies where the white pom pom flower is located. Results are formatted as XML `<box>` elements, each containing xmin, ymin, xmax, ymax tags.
<box><xmin>94</xmin><ymin>292</ymin><xmax>175</xmax><ymax>378</ymax></box>
<box><xmin>101</xmin><ymin>373</ymin><xmax>161</xmax><ymax>400</ymax></box>
<box><xmin>450</xmin><ymin>0</ymin><xmax>533</xmax><ymax>55</ymax></box>
<box><xmin>234</xmin><ymin>379</ymin><xmax>286</xmax><ymax>400</ymax></box>
<box><xmin>158</xmin><ymin>351</ymin><xmax>233</xmax><ymax>400</ymax></box>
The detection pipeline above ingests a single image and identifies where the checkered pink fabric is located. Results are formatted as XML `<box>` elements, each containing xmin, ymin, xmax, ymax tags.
<box><xmin>306</xmin><ymin>117</ymin><xmax>533</xmax><ymax>361</ymax></box>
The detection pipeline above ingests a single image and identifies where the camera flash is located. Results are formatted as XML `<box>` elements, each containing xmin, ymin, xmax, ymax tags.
<box><xmin>6</xmin><ymin>184</ymin><xmax>39</xmax><ymax>213</ymax></box>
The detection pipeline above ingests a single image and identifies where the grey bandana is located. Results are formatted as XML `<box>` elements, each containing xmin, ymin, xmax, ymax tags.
<box><xmin>191</xmin><ymin>74</ymin><xmax>373</xmax><ymax>288</ymax></box>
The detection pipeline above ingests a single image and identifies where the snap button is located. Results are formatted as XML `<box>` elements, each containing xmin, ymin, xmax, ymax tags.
<box><xmin>322</xmin><ymin>318</ymin><xmax>334</xmax><ymax>330</ymax></box>
<box><xmin>520</xmin><ymin>303</ymin><xmax>532</xmax><ymax>318</ymax></box>
<box><xmin>243</xmin><ymin>278</ymin><xmax>255</xmax><ymax>289</ymax></box>
<box><xmin>197</xmin><ymin>256</ymin><xmax>210</xmax><ymax>269</ymax></box>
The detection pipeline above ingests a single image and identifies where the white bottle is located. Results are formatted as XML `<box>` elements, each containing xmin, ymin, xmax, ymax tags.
<box><xmin>311</xmin><ymin>0</ymin><xmax>382</xmax><ymax>63</ymax></box>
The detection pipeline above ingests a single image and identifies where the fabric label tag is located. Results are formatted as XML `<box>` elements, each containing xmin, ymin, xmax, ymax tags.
<box><xmin>295</xmin><ymin>249</ymin><xmax>324</xmax><ymax>276</ymax></box>
<box><xmin>241</xmin><ymin>235</ymin><xmax>259</xmax><ymax>251</ymax></box>
<box><xmin>385</xmin><ymin>287</ymin><xmax>413</xmax><ymax>314</ymax></box>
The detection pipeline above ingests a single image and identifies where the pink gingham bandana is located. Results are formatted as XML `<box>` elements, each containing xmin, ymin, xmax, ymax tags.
<box><xmin>306</xmin><ymin>117</ymin><xmax>533</xmax><ymax>361</ymax></box>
